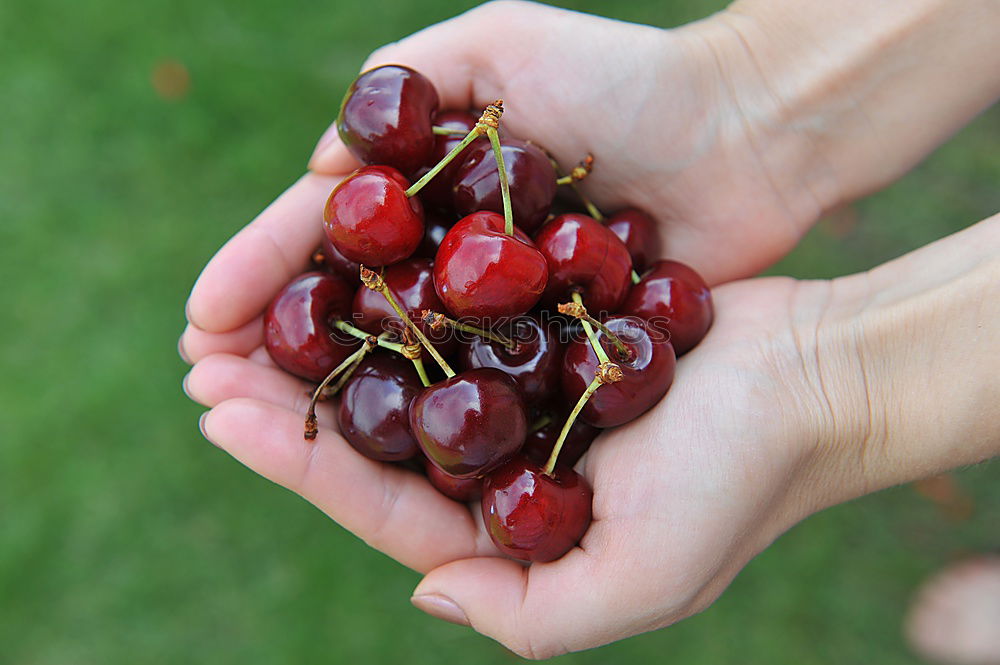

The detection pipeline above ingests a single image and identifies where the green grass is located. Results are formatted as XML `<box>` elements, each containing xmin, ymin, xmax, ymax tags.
<box><xmin>1</xmin><ymin>0</ymin><xmax>997</xmax><ymax>663</ymax></box>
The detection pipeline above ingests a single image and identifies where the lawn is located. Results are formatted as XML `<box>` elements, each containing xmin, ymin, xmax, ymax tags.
<box><xmin>1</xmin><ymin>0</ymin><xmax>997</xmax><ymax>663</ymax></box>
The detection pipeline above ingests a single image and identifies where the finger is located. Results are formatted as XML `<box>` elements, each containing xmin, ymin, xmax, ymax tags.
<box><xmin>179</xmin><ymin>317</ymin><xmax>264</xmax><ymax>365</ymax></box>
<box><xmin>185</xmin><ymin>172</ymin><xmax>339</xmax><ymax>333</ymax></box>
<box><xmin>184</xmin><ymin>352</ymin><xmax>338</xmax><ymax>429</ymax></box>
<box><xmin>202</xmin><ymin>397</ymin><xmax>498</xmax><ymax>572</ymax></box>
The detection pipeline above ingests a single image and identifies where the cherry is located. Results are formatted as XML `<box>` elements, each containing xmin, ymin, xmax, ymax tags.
<box><xmin>412</xmin><ymin>110</ymin><xmax>483</xmax><ymax>211</ymax></box>
<box><xmin>606</xmin><ymin>208</ymin><xmax>660</xmax><ymax>273</ymax></box>
<box><xmin>535</xmin><ymin>213</ymin><xmax>633</xmax><ymax>315</ymax></box>
<box><xmin>409</xmin><ymin>367</ymin><xmax>527</xmax><ymax>478</ymax></box>
<box><xmin>320</xmin><ymin>233</ymin><xmax>361</xmax><ymax>286</ymax></box>
<box><xmin>413</xmin><ymin>211</ymin><xmax>453</xmax><ymax>260</ymax></box>
<box><xmin>522</xmin><ymin>408</ymin><xmax>601</xmax><ymax>468</ymax></box>
<box><xmin>424</xmin><ymin>458</ymin><xmax>483</xmax><ymax>502</ymax></box>
<box><xmin>433</xmin><ymin>211</ymin><xmax>548</xmax><ymax>322</ymax></box>
<box><xmin>337</xmin><ymin>65</ymin><xmax>439</xmax><ymax>176</ymax></box>
<box><xmin>264</xmin><ymin>271</ymin><xmax>358</xmax><ymax>382</ymax></box>
<box><xmin>459</xmin><ymin>316</ymin><xmax>562</xmax><ymax>402</ymax></box>
<box><xmin>561</xmin><ymin>316</ymin><xmax>676</xmax><ymax>428</ymax></box>
<box><xmin>481</xmin><ymin>454</ymin><xmax>593</xmax><ymax>562</ymax></box>
<box><xmin>621</xmin><ymin>260</ymin><xmax>714</xmax><ymax>355</ymax></box>
<box><xmin>338</xmin><ymin>353</ymin><xmax>423</xmax><ymax>462</ymax></box>
<box><xmin>452</xmin><ymin>138</ymin><xmax>557</xmax><ymax>233</ymax></box>
<box><xmin>323</xmin><ymin>165</ymin><xmax>424</xmax><ymax>266</ymax></box>
<box><xmin>352</xmin><ymin>258</ymin><xmax>458</xmax><ymax>357</ymax></box>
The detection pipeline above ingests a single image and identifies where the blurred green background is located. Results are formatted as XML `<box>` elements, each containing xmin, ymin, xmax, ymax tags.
<box><xmin>1</xmin><ymin>0</ymin><xmax>997</xmax><ymax>663</ymax></box>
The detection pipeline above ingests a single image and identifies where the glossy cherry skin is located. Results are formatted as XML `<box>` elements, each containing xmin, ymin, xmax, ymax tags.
<box><xmin>482</xmin><ymin>454</ymin><xmax>593</xmax><ymax>562</ymax></box>
<box><xmin>562</xmin><ymin>316</ymin><xmax>676</xmax><ymax>428</ymax></box>
<box><xmin>535</xmin><ymin>213</ymin><xmax>633</xmax><ymax>315</ymax></box>
<box><xmin>433</xmin><ymin>211</ymin><xmax>548</xmax><ymax>322</ymax></box>
<box><xmin>351</xmin><ymin>258</ymin><xmax>457</xmax><ymax>357</ymax></box>
<box><xmin>522</xmin><ymin>409</ymin><xmax>601</xmax><ymax>468</ymax></box>
<box><xmin>338</xmin><ymin>354</ymin><xmax>422</xmax><ymax>462</ymax></box>
<box><xmin>321</xmin><ymin>233</ymin><xmax>361</xmax><ymax>286</ymax></box>
<box><xmin>323</xmin><ymin>165</ymin><xmax>424</xmax><ymax>266</ymax></box>
<box><xmin>459</xmin><ymin>316</ymin><xmax>562</xmax><ymax>402</ymax></box>
<box><xmin>424</xmin><ymin>458</ymin><xmax>483</xmax><ymax>502</ymax></box>
<box><xmin>413</xmin><ymin>211</ymin><xmax>453</xmax><ymax>260</ymax></box>
<box><xmin>452</xmin><ymin>138</ymin><xmax>557</xmax><ymax>233</ymax></box>
<box><xmin>409</xmin><ymin>368</ymin><xmax>527</xmax><ymax>478</ymax></box>
<box><xmin>412</xmin><ymin>110</ymin><xmax>483</xmax><ymax>211</ymax></box>
<box><xmin>264</xmin><ymin>271</ymin><xmax>358</xmax><ymax>382</ymax></box>
<box><xmin>621</xmin><ymin>260</ymin><xmax>714</xmax><ymax>355</ymax></box>
<box><xmin>606</xmin><ymin>208</ymin><xmax>660</xmax><ymax>273</ymax></box>
<box><xmin>337</xmin><ymin>65</ymin><xmax>439</xmax><ymax>176</ymax></box>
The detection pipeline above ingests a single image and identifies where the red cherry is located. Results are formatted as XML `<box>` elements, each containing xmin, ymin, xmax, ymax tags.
<box><xmin>522</xmin><ymin>408</ymin><xmax>601</xmax><ymax>468</ymax></box>
<box><xmin>459</xmin><ymin>316</ymin><xmax>562</xmax><ymax>402</ymax></box>
<box><xmin>323</xmin><ymin>165</ymin><xmax>424</xmax><ymax>266</ymax></box>
<box><xmin>413</xmin><ymin>211</ymin><xmax>453</xmax><ymax>260</ymax></box>
<box><xmin>424</xmin><ymin>458</ymin><xmax>483</xmax><ymax>502</ymax></box>
<box><xmin>561</xmin><ymin>316</ymin><xmax>676</xmax><ymax>428</ymax></box>
<box><xmin>606</xmin><ymin>208</ymin><xmax>660</xmax><ymax>273</ymax></box>
<box><xmin>409</xmin><ymin>368</ymin><xmax>527</xmax><ymax>478</ymax></box>
<box><xmin>337</xmin><ymin>65</ymin><xmax>439</xmax><ymax>176</ymax></box>
<box><xmin>452</xmin><ymin>138</ymin><xmax>557</xmax><ymax>233</ymax></box>
<box><xmin>412</xmin><ymin>110</ymin><xmax>483</xmax><ymax>211</ymax></box>
<box><xmin>621</xmin><ymin>260</ymin><xmax>713</xmax><ymax>355</ymax></box>
<box><xmin>351</xmin><ymin>258</ymin><xmax>457</xmax><ymax>357</ymax></box>
<box><xmin>535</xmin><ymin>213</ymin><xmax>633</xmax><ymax>315</ymax></box>
<box><xmin>433</xmin><ymin>211</ymin><xmax>548</xmax><ymax>322</ymax></box>
<box><xmin>338</xmin><ymin>354</ymin><xmax>423</xmax><ymax>462</ymax></box>
<box><xmin>321</xmin><ymin>233</ymin><xmax>361</xmax><ymax>286</ymax></box>
<box><xmin>264</xmin><ymin>271</ymin><xmax>358</xmax><ymax>382</ymax></box>
<box><xmin>482</xmin><ymin>454</ymin><xmax>593</xmax><ymax>562</ymax></box>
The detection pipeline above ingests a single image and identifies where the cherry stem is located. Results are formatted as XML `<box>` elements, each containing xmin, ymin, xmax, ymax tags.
<box><xmin>486</xmin><ymin>126</ymin><xmax>514</xmax><ymax>236</ymax></box>
<box><xmin>558</xmin><ymin>299</ymin><xmax>631</xmax><ymax>361</ymax></box>
<box><xmin>421</xmin><ymin>309</ymin><xmax>514</xmax><ymax>349</ymax></box>
<box><xmin>360</xmin><ymin>266</ymin><xmax>456</xmax><ymax>378</ymax></box>
<box><xmin>304</xmin><ymin>340</ymin><xmax>374</xmax><ymax>441</ymax></box>
<box><xmin>528</xmin><ymin>412</ymin><xmax>553</xmax><ymax>433</ymax></box>
<box><xmin>542</xmin><ymin>374</ymin><xmax>603</xmax><ymax>476</ymax></box>
<box><xmin>432</xmin><ymin>126</ymin><xmax>467</xmax><ymax>136</ymax></box>
<box><xmin>631</xmin><ymin>269</ymin><xmax>642</xmax><ymax>285</ymax></box>
<box><xmin>554</xmin><ymin>154</ymin><xmax>594</xmax><ymax>186</ymax></box>
<box><xmin>331</xmin><ymin>319</ymin><xmax>406</xmax><ymax>354</ymax></box>
<box><xmin>570</xmin><ymin>292</ymin><xmax>611</xmax><ymax>365</ymax></box>
<box><xmin>411</xmin><ymin>357</ymin><xmax>431</xmax><ymax>387</ymax></box>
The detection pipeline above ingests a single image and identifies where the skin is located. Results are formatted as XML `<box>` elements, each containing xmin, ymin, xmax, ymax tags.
<box><xmin>180</xmin><ymin>1</ymin><xmax>1000</xmax><ymax>658</ymax></box>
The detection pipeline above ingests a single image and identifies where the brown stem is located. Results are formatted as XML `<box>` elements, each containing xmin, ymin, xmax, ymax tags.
<box><xmin>304</xmin><ymin>341</ymin><xmax>374</xmax><ymax>441</ymax></box>
<box><xmin>421</xmin><ymin>310</ymin><xmax>514</xmax><ymax>349</ymax></box>
<box><xmin>559</xmin><ymin>295</ymin><xmax>632</xmax><ymax>362</ymax></box>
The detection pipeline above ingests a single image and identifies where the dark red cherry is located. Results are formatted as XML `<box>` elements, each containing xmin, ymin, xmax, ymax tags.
<box><xmin>522</xmin><ymin>408</ymin><xmax>601</xmax><ymax>468</ymax></box>
<box><xmin>264</xmin><ymin>271</ymin><xmax>358</xmax><ymax>382</ymax></box>
<box><xmin>606</xmin><ymin>208</ymin><xmax>660</xmax><ymax>273</ymax></box>
<box><xmin>337</xmin><ymin>65</ymin><xmax>439</xmax><ymax>176</ymax></box>
<box><xmin>433</xmin><ymin>211</ymin><xmax>548</xmax><ymax>322</ymax></box>
<box><xmin>351</xmin><ymin>258</ymin><xmax>457</xmax><ymax>357</ymax></box>
<box><xmin>323</xmin><ymin>165</ymin><xmax>424</xmax><ymax>266</ymax></box>
<box><xmin>413</xmin><ymin>211</ymin><xmax>453</xmax><ymax>259</ymax></box>
<box><xmin>321</xmin><ymin>233</ymin><xmax>361</xmax><ymax>286</ymax></box>
<box><xmin>459</xmin><ymin>316</ymin><xmax>562</xmax><ymax>402</ymax></box>
<box><xmin>561</xmin><ymin>316</ymin><xmax>676</xmax><ymax>428</ymax></box>
<box><xmin>535</xmin><ymin>213</ymin><xmax>633</xmax><ymax>315</ymax></box>
<box><xmin>424</xmin><ymin>458</ymin><xmax>483</xmax><ymax>502</ymax></box>
<box><xmin>409</xmin><ymin>368</ymin><xmax>527</xmax><ymax>478</ymax></box>
<box><xmin>452</xmin><ymin>139</ymin><xmax>557</xmax><ymax>233</ymax></box>
<box><xmin>482</xmin><ymin>454</ymin><xmax>592</xmax><ymax>562</ymax></box>
<box><xmin>412</xmin><ymin>110</ymin><xmax>483</xmax><ymax>211</ymax></box>
<box><xmin>621</xmin><ymin>260</ymin><xmax>713</xmax><ymax>355</ymax></box>
<box><xmin>338</xmin><ymin>354</ymin><xmax>422</xmax><ymax>462</ymax></box>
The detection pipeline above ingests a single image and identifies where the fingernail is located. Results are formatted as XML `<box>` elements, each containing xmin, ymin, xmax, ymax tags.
<box><xmin>199</xmin><ymin>412</ymin><xmax>220</xmax><ymax>448</ymax></box>
<box><xmin>182</xmin><ymin>371</ymin><xmax>193</xmax><ymax>400</ymax></box>
<box><xmin>411</xmin><ymin>594</ymin><xmax>469</xmax><ymax>627</ymax></box>
<box><xmin>178</xmin><ymin>334</ymin><xmax>192</xmax><ymax>365</ymax></box>
<box><xmin>308</xmin><ymin>124</ymin><xmax>341</xmax><ymax>169</ymax></box>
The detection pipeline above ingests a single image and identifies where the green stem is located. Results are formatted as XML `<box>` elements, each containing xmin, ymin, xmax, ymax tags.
<box><xmin>572</xmin><ymin>292</ymin><xmax>611</xmax><ymax>365</ymax></box>
<box><xmin>304</xmin><ymin>341</ymin><xmax>373</xmax><ymax>441</ymax></box>
<box><xmin>631</xmin><ymin>269</ymin><xmax>642</xmax><ymax>285</ymax></box>
<box><xmin>574</xmin><ymin>184</ymin><xmax>605</xmax><ymax>222</ymax></box>
<box><xmin>411</xmin><ymin>357</ymin><xmax>431</xmax><ymax>387</ymax></box>
<box><xmin>423</xmin><ymin>310</ymin><xmax>514</xmax><ymax>349</ymax></box>
<box><xmin>486</xmin><ymin>126</ymin><xmax>514</xmax><ymax>236</ymax></box>
<box><xmin>405</xmin><ymin>127</ymin><xmax>483</xmax><ymax>198</ymax></box>
<box><xmin>543</xmin><ymin>375</ymin><xmax>602</xmax><ymax>475</ymax></box>
<box><xmin>432</xmin><ymin>126</ymin><xmax>467</xmax><ymax>136</ymax></box>
<box><xmin>528</xmin><ymin>412</ymin><xmax>553</xmax><ymax>433</ymax></box>
<box><xmin>332</xmin><ymin>319</ymin><xmax>405</xmax><ymax>354</ymax></box>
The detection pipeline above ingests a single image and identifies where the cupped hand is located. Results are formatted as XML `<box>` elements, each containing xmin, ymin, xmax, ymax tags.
<box><xmin>184</xmin><ymin>266</ymin><xmax>838</xmax><ymax>658</ymax></box>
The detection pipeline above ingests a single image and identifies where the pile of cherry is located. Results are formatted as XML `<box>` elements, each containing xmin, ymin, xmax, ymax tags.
<box><xmin>263</xmin><ymin>65</ymin><xmax>713</xmax><ymax>563</ymax></box>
